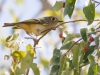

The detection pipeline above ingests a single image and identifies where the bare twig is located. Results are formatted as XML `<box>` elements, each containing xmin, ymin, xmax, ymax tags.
<box><xmin>25</xmin><ymin>69</ymin><xmax>29</xmax><ymax>75</ymax></box>
<box><xmin>96</xmin><ymin>3</ymin><xmax>100</xmax><ymax>7</ymax></box>
<box><xmin>92</xmin><ymin>0</ymin><xmax>100</xmax><ymax>7</ymax></box>
<box><xmin>33</xmin><ymin>29</ymin><xmax>52</xmax><ymax>47</ymax></box>
<box><xmin>59</xmin><ymin>19</ymin><xmax>100</xmax><ymax>25</ymax></box>
<box><xmin>92</xmin><ymin>0</ymin><xmax>100</xmax><ymax>3</ymax></box>
<box><xmin>65</xmin><ymin>38</ymin><xmax>82</xmax><ymax>56</ymax></box>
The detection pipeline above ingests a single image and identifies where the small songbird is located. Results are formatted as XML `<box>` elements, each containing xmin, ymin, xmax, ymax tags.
<box><xmin>3</xmin><ymin>16</ymin><xmax>63</xmax><ymax>36</ymax></box>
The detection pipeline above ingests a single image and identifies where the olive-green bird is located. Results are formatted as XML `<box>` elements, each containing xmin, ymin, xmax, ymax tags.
<box><xmin>3</xmin><ymin>16</ymin><xmax>63</xmax><ymax>36</ymax></box>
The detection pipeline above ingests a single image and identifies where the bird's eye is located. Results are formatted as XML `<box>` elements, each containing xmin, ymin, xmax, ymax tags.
<box><xmin>51</xmin><ymin>17</ymin><xmax>56</xmax><ymax>21</ymax></box>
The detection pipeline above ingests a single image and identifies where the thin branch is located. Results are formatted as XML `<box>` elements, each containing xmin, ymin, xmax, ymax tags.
<box><xmin>65</xmin><ymin>38</ymin><xmax>82</xmax><ymax>56</ymax></box>
<box><xmin>59</xmin><ymin>19</ymin><xmax>100</xmax><ymax>25</ymax></box>
<box><xmin>25</xmin><ymin>69</ymin><xmax>29</xmax><ymax>75</ymax></box>
<box><xmin>96</xmin><ymin>3</ymin><xmax>100</xmax><ymax>7</ymax></box>
<box><xmin>33</xmin><ymin>29</ymin><xmax>52</xmax><ymax>47</ymax></box>
<box><xmin>92</xmin><ymin>0</ymin><xmax>100</xmax><ymax>7</ymax></box>
<box><xmin>92</xmin><ymin>0</ymin><xmax>100</xmax><ymax>3</ymax></box>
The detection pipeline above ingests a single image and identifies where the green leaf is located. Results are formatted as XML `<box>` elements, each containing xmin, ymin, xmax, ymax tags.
<box><xmin>64</xmin><ymin>0</ymin><xmax>76</xmax><ymax>17</ymax></box>
<box><xmin>79</xmin><ymin>54</ymin><xmax>84</xmax><ymax>66</ymax></box>
<box><xmin>50</xmin><ymin>48</ymin><xmax>61</xmax><ymax>65</ymax></box>
<box><xmin>21</xmin><ymin>52</ymin><xmax>33</xmax><ymax>73</ymax></box>
<box><xmin>63</xmin><ymin>33</ymin><xmax>80</xmax><ymax>45</ymax></box>
<box><xmin>31</xmin><ymin>63</ymin><xmax>40</xmax><ymax>75</ymax></box>
<box><xmin>50</xmin><ymin>65</ymin><xmax>60</xmax><ymax>75</ymax></box>
<box><xmin>62</xmin><ymin>37</ymin><xmax>66</xmax><ymax>44</ymax></box>
<box><xmin>80</xmin><ymin>28</ymin><xmax>88</xmax><ymax>42</ymax></box>
<box><xmin>80</xmin><ymin>41</ymin><xmax>88</xmax><ymax>48</ymax></box>
<box><xmin>94</xmin><ymin>65</ymin><xmax>98</xmax><ymax>75</ymax></box>
<box><xmin>88</xmin><ymin>55</ymin><xmax>96</xmax><ymax>66</ymax></box>
<box><xmin>10</xmin><ymin>72</ymin><xmax>14</xmax><ymax>75</ymax></box>
<box><xmin>69</xmin><ymin>60</ymin><xmax>74</xmax><ymax>69</ymax></box>
<box><xmin>58</xmin><ymin>55</ymin><xmax>67</xmax><ymax>75</ymax></box>
<box><xmin>88</xmin><ymin>66</ymin><xmax>94</xmax><ymax>75</ymax></box>
<box><xmin>61</xmin><ymin>71</ymin><xmax>66</xmax><ymax>75</ymax></box>
<box><xmin>51</xmin><ymin>1</ymin><xmax>63</xmax><ymax>11</ymax></box>
<box><xmin>61</xmin><ymin>69</ymin><xmax>74</xmax><ymax>75</ymax></box>
<box><xmin>90</xmin><ymin>27</ymin><xmax>95</xmax><ymax>32</ymax></box>
<box><xmin>97</xmin><ymin>65</ymin><xmax>100</xmax><ymax>74</ymax></box>
<box><xmin>74</xmin><ymin>69</ymin><xmax>80</xmax><ymax>75</ymax></box>
<box><xmin>72</xmin><ymin>44</ymin><xmax>80</xmax><ymax>72</ymax></box>
<box><xmin>83</xmin><ymin>0</ymin><xmax>95</xmax><ymax>25</ymax></box>
<box><xmin>15</xmin><ymin>67</ymin><xmax>21</xmax><ymax>75</ymax></box>
<box><xmin>95</xmin><ymin>36</ymin><xmax>99</xmax><ymax>46</ymax></box>
<box><xmin>40</xmin><ymin>57</ymin><xmax>49</xmax><ymax>68</ymax></box>
<box><xmin>88</xmin><ymin>55</ymin><xmax>97</xmax><ymax>75</ymax></box>
<box><xmin>60</xmin><ymin>41</ymin><xmax>73</xmax><ymax>50</ymax></box>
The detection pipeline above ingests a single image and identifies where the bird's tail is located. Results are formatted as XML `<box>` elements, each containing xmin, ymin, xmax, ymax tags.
<box><xmin>3</xmin><ymin>23</ymin><xmax>17</xmax><ymax>27</ymax></box>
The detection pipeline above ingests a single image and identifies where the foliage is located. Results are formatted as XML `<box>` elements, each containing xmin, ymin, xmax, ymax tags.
<box><xmin>4</xmin><ymin>34</ymin><xmax>39</xmax><ymax>75</ymax></box>
<box><xmin>3</xmin><ymin>0</ymin><xmax>100</xmax><ymax>75</ymax></box>
<box><xmin>50</xmin><ymin>0</ymin><xmax>100</xmax><ymax>75</ymax></box>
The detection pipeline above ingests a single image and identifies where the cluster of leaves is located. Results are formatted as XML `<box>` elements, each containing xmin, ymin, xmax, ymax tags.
<box><xmin>49</xmin><ymin>0</ymin><xmax>100</xmax><ymax>75</ymax></box>
<box><xmin>4</xmin><ymin>34</ymin><xmax>40</xmax><ymax>75</ymax></box>
<box><xmin>50</xmin><ymin>27</ymin><xmax>100</xmax><ymax>75</ymax></box>
<box><xmin>51</xmin><ymin>0</ymin><xmax>95</xmax><ymax>25</ymax></box>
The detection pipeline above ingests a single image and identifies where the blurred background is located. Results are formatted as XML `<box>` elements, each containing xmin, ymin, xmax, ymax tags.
<box><xmin>0</xmin><ymin>0</ymin><xmax>100</xmax><ymax>75</ymax></box>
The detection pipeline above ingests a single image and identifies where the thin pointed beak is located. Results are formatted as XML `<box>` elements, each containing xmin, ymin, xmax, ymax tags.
<box><xmin>57</xmin><ymin>21</ymin><xmax>63</xmax><ymax>22</ymax></box>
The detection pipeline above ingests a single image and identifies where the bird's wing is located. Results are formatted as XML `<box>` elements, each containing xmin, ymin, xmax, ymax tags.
<box><xmin>20</xmin><ymin>19</ymin><xmax>43</xmax><ymax>24</ymax></box>
<box><xmin>3</xmin><ymin>18</ymin><xmax>49</xmax><ymax>27</ymax></box>
<box><xmin>20</xmin><ymin>19</ymin><xmax>48</xmax><ymax>26</ymax></box>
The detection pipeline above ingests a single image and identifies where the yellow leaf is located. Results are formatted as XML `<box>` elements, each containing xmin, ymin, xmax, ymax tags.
<box><xmin>11</xmin><ymin>51</ymin><xmax>26</xmax><ymax>60</ymax></box>
<box><xmin>26</xmin><ymin>44</ymin><xmax>35</xmax><ymax>57</ymax></box>
<box><xmin>5</xmin><ymin>42</ymin><xmax>14</xmax><ymax>48</ymax></box>
<box><xmin>6</xmin><ymin>34</ymin><xmax>19</xmax><ymax>42</ymax></box>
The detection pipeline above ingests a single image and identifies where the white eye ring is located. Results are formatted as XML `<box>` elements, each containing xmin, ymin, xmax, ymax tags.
<box><xmin>51</xmin><ymin>17</ymin><xmax>56</xmax><ymax>21</ymax></box>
